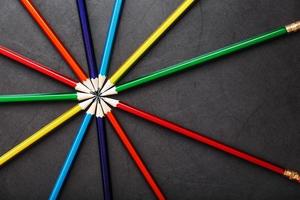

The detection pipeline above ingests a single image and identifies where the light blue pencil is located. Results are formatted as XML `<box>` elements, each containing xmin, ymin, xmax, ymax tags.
<box><xmin>49</xmin><ymin>100</ymin><xmax>97</xmax><ymax>200</ymax></box>
<box><xmin>98</xmin><ymin>0</ymin><xmax>124</xmax><ymax>89</ymax></box>
<box><xmin>96</xmin><ymin>1</ymin><xmax>124</xmax><ymax>199</ymax></box>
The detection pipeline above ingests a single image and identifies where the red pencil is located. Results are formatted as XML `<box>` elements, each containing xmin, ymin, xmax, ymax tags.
<box><xmin>100</xmin><ymin>99</ymin><xmax>166</xmax><ymax>200</ymax></box>
<box><xmin>20</xmin><ymin>0</ymin><xmax>94</xmax><ymax>91</ymax></box>
<box><xmin>0</xmin><ymin>45</ymin><xmax>91</xmax><ymax>93</ymax></box>
<box><xmin>103</xmin><ymin>97</ymin><xmax>300</xmax><ymax>183</ymax></box>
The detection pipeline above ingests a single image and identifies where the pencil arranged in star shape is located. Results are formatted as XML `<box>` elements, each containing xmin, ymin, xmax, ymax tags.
<box><xmin>0</xmin><ymin>1</ymin><xmax>300</xmax><ymax>200</ymax></box>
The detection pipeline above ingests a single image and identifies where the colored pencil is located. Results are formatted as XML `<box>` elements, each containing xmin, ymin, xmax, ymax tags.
<box><xmin>95</xmin><ymin>101</ymin><xmax>112</xmax><ymax>200</ymax></box>
<box><xmin>76</xmin><ymin>0</ymin><xmax>98</xmax><ymax>89</ymax></box>
<box><xmin>0</xmin><ymin>98</ymin><xmax>94</xmax><ymax>166</ymax></box>
<box><xmin>0</xmin><ymin>92</ymin><xmax>93</xmax><ymax>103</ymax></box>
<box><xmin>77</xmin><ymin>0</ymin><xmax>120</xmax><ymax>200</ymax></box>
<box><xmin>98</xmin><ymin>0</ymin><xmax>123</xmax><ymax>89</ymax></box>
<box><xmin>0</xmin><ymin>45</ymin><xmax>91</xmax><ymax>93</ymax></box>
<box><xmin>94</xmin><ymin>1</ymin><xmax>124</xmax><ymax>199</ymax></box>
<box><xmin>100</xmin><ymin>99</ymin><xmax>166</xmax><ymax>200</ymax></box>
<box><xmin>102</xmin><ymin>21</ymin><xmax>300</xmax><ymax>96</ymax></box>
<box><xmin>103</xmin><ymin>97</ymin><xmax>300</xmax><ymax>183</ymax></box>
<box><xmin>49</xmin><ymin>100</ymin><xmax>97</xmax><ymax>200</ymax></box>
<box><xmin>100</xmin><ymin>0</ymin><xmax>196</xmax><ymax>93</ymax></box>
<box><xmin>20</xmin><ymin>0</ymin><xmax>95</xmax><ymax>91</ymax></box>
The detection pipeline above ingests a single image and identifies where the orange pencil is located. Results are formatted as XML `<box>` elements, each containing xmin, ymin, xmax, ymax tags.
<box><xmin>20</xmin><ymin>0</ymin><xmax>94</xmax><ymax>90</ymax></box>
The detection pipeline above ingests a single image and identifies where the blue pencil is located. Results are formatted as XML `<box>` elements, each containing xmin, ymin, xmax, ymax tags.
<box><xmin>95</xmin><ymin>100</ymin><xmax>112</xmax><ymax>200</ymax></box>
<box><xmin>98</xmin><ymin>0</ymin><xmax>124</xmax><ymax>89</ymax></box>
<box><xmin>49</xmin><ymin>100</ymin><xmax>97</xmax><ymax>200</ymax></box>
<box><xmin>96</xmin><ymin>1</ymin><xmax>124</xmax><ymax>199</ymax></box>
<box><xmin>77</xmin><ymin>0</ymin><xmax>98</xmax><ymax>89</ymax></box>
<box><xmin>77</xmin><ymin>0</ymin><xmax>123</xmax><ymax>199</ymax></box>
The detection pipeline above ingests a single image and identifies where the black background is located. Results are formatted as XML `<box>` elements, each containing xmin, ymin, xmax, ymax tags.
<box><xmin>0</xmin><ymin>0</ymin><xmax>299</xmax><ymax>199</ymax></box>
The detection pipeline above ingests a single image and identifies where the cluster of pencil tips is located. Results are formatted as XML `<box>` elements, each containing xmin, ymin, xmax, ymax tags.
<box><xmin>1</xmin><ymin>0</ymin><xmax>300</xmax><ymax>199</ymax></box>
<box><xmin>73</xmin><ymin>77</ymin><xmax>123</xmax><ymax>119</ymax></box>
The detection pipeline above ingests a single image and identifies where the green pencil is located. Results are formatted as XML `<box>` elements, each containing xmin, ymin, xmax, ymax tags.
<box><xmin>101</xmin><ymin>21</ymin><xmax>300</xmax><ymax>96</ymax></box>
<box><xmin>0</xmin><ymin>92</ymin><xmax>93</xmax><ymax>103</ymax></box>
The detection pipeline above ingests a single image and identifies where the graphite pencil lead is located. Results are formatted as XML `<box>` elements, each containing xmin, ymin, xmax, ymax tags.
<box><xmin>101</xmin><ymin>86</ymin><xmax>117</xmax><ymax>96</ymax></box>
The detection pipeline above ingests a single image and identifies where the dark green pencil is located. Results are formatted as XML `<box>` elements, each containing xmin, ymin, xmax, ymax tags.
<box><xmin>101</xmin><ymin>21</ymin><xmax>300</xmax><ymax>96</ymax></box>
<box><xmin>0</xmin><ymin>92</ymin><xmax>93</xmax><ymax>103</ymax></box>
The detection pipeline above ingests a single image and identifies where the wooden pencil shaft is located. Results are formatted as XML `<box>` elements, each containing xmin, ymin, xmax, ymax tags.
<box><xmin>0</xmin><ymin>105</ymin><xmax>82</xmax><ymax>166</ymax></box>
<box><xmin>20</xmin><ymin>0</ymin><xmax>88</xmax><ymax>81</ymax></box>
<box><xmin>109</xmin><ymin>0</ymin><xmax>195</xmax><ymax>84</ymax></box>
<box><xmin>116</xmin><ymin>27</ymin><xmax>288</xmax><ymax>93</ymax></box>
<box><xmin>49</xmin><ymin>114</ymin><xmax>93</xmax><ymax>200</ymax></box>
<box><xmin>77</xmin><ymin>0</ymin><xmax>98</xmax><ymax>79</ymax></box>
<box><xmin>116</xmin><ymin>102</ymin><xmax>285</xmax><ymax>175</ymax></box>
<box><xmin>94</xmin><ymin>1</ymin><xmax>123</xmax><ymax>198</ymax></box>
<box><xmin>0</xmin><ymin>45</ymin><xmax>77</xmax><ymax>88</ymax></box>
<box><xmin>106</xmin><ymin>112</ymin><xmax>166</xmax><ymax>200</ymax></box>
<box><xmin>0</xmin><ymin>93</ymin><xmax>78</xmax><ymax>103</ymax></box>
<box><xmin>99</xmin><ymin>0</ymin><xmax>124</xmax><ymax>77</ymax></box>
<box><xmin>96</xmin><ymin>117</ymin><xmax>112</xmax><ymax>200</ymax></box>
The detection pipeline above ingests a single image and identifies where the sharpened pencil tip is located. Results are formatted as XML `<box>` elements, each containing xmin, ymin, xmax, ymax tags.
<box><xmin>91</xmin><ymin>78</ymin><xmax>99</xmax><ymax>91</ymax></box>
<box><xmin>102</xmin><ymin>97</ymin><xmax>119</xmax><ymax>107</ymax></box>
<box><xmin>83</xmin><ymin>79</ymin><xmax>96</xmax><ymax>92</ymax></box>
<box><xmin>101</xmin><ymin>80</ymin><xmax>114</xmax><ymax>93</ymax></box>
<box><xmin>96</xmin><ymin>100</ymin><xmax>104</xmax><ymax>118</ymax></box>
<box><xmin>75</xmin><ymin>82</ymin><xmax>92</xmax><ymax>93</ymax></box>
<box><xmin>101</xmin><ymin>87</ymin><xmax>117</xmax><ymax>96</ymax></box>
<box><xmin>79</xmin><ymin>98</ymin><xmax>95</xmax><ymax>110</ymax></box>
<box><xmin>98</xmin><ymin>75</ymin><xmax>106</xmax><ymax>91</ymax></box>
<box><xmin>77</xmin><ymin>92</ymin><xmax>94</xmax><ymax>101</ymax></box>
<box><xmin>86</xmin><ymin>100</ymin><xmax>97</xmax><ymax>115</ymax></box>
<box><xmin>100</xmin><ymin>98</ymin><xmax>111</xmax><ymax>114</ymax></box>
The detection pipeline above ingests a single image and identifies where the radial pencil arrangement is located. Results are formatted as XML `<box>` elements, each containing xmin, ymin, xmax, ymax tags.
<box><xmin>0</xmin><ymin>0</ymin><xmax>300</xmax><ymax>199</ymax></box>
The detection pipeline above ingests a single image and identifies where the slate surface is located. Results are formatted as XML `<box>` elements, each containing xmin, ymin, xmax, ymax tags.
<box><xmin>0</xmin><ymin>0</ymin><xmax>299</xmax><ymax>199</ymax></box>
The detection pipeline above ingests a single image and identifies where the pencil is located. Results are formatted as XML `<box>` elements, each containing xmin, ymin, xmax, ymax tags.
<box><xmin>100</xmin><ymin>0</ymin><xmax>196</xmax><ymax>93</ymax></box>
<box><xmin>102</xmin><ymin>21</ymin><xmax>300</xmax><ymax>96</ymax></box>
<box><xmin>100</xmin><ymin>99</ymin><xmax>166</xmax><ymax>200</ymax></box>
<box><xmin>20</xmin><ymin>0</ymin><xmax>95</xmax><ymax>91</ymax></box>
<box><xmin>49</xmin><ymin>100</ymin><xmax>97</xmax><ymax>200</ymax></box>
<box><xmin>76</xmin><ymin>0</ymin><xmax>98</xmax><ymax>89</ymax></box>
<box><xmin>0</xmin><ymin>98</ymin><xmax>94</xmax><ymax>166</ymax></box>
<box><xmin>95</xmin><ymin>101</ymin><xmax>112</xmax><ymax>200</ymax></box>
<box><xmin>49</xmin><ymin>0</ymin><xmax>99</xmax><ymax>188</ymax></box>
<box><xmin>98</xmin><ymin>0</ymin><xmax>124</xmax><ymax>89</ymax></box>
<box><xmin>103</xmin><ymin>97</ymin><xmax>300</xmax><ymax>183</ymax></box>
<box><xmin>0</xmin><ymin>92</ymin><xmax>94</xmax><ymax>103</ymax></box>
<box><xmin>0</xmin><ymin>45</ymin><xmax>91</xmax><ymax>93</ymax></box>
<box><xmin>93</xmin><ymin>1</ymin><xmax>124</xmax><ymax>199</ymax></box>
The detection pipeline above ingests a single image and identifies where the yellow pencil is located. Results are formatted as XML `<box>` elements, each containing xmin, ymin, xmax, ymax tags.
<box><xmin>0</xmin><ymin>99</ymin><xmax>94</xmax><ymax>166</ymax></box>
<box><xmin>101</xmin><ymin>0</ymin><xmax>196</xmax><ymax>92</ymax></box>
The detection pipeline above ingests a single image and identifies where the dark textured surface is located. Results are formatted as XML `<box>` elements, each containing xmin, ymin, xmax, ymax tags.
<box><xmin>0</xmin><ymin>0</ymin><xmax>299</xmax><ymax>199</ymax></box>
